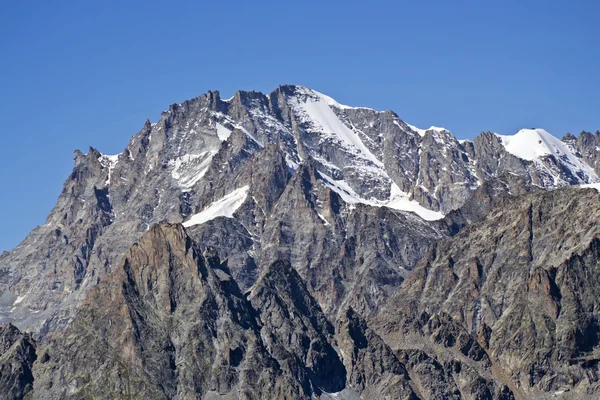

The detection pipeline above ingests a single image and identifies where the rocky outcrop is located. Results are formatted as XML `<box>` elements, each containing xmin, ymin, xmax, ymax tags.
<box><xmin>336</xmin><ymin>308</ymin><xmax>419</xmax><ymax>399</ymax></box>
<box><xmin>32</xmin><ymin>224</ymin><xmax>302</xmax><ymax>399</ymax></box>
<box><xmin>23</xmin><ymin>224</ymin><xmax>421</xmax><ymax>399</ymax></box>
<box><xmin>4</xmin><ymin>183</ymin><xmax>600</xmax><ymax>398</ymax></box>
<box><xmin>0</xmin><ymin>324</ymin><xmax>36</xmax><ymax>400</ymax></box>
<box><xmin>2</xmin><ymin>85</ymin><xmax>597</xmax><ymax>339</ymax></box>
<box><xmin>248</xmin><ymin>260</ymin><xmax>346</xmax><ymax>396</ymax></box>
<box><xmin>376</xmin><ymin>187</ymin><xmax>600</xmax><ymax>398</ymax></box>
<box><xmin>564</xmin><ymin>130</ymin><xmax>600</xmax><ymax>176</ymax></box>
<box><xmin>2</xmin><ymin>85</ymin><xmax>600</xmax><ymax>399</ymax></box>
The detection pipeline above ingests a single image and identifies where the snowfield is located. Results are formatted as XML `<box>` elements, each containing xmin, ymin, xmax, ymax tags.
<box><xmin>183</xmin><ymin>186</ymin><xmax>250</xmax><ymax>227</ymax></box>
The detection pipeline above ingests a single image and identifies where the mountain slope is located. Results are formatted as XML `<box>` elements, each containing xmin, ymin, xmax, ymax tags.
<box><xmin>1</xmin><ymin>84</ymin><xmax>598</xmax><ymax>342</ymax></box>
<box><xmin>33</xmin><ymin>224</ymin><xmax>304</xmax><ymax>399</ymax></box>
<box><xmin>1</xmin><ymin>84</ymin><xmax>600</xmax><ymax>398</ymax></box>
<box><xmin>375</xmin><ymin>187</ymin><xmax>600</xmax><ymax>398</ymax></box>
<box><xmin>27</xmin><ymin>224</ymin><xmax>418</xmax><ymax>399</ymax></box>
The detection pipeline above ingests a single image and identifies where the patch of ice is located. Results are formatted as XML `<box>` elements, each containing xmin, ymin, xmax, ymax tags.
<box><xmin>183</xmin><ymin>186</ymin><xmax>250</xmax><ymax>227</ymax></box>
<box><xmin>387</xmin><ymin>183</ymin><xmax>445</xmax><ymax>221</ymax></box>
<box><xmin>429</xmin><ymin>126</ymin><xmax>448</xmax><ymax>132</ymax></box>
<box><xmin>316</xmin><ymin>212</ymin><xmax>330</xmax><ymax>226</ymax></box>
<box><xmin>209</xmin><ymin>111</ymin><xmax>263</xmax><ymax>147</ymax></box>
<box><xmin>579</xmin><ymin>182</ymin><xmax>600</xmax><ymax>192</ymax></box>
<box><xmin>496</xmin><ymin>129</ymin><xmax>562</xmax><ymax>161</ymax></box>
<box><xmin>216</xmin><ymin>122</ymin><xmax>232</xmax><ymax>141</ymax></box>
<box><xmin>309</xmin><ymin>88</ymin><xmax>375</xmax><ymax>111</ymax></box>
<box><xmin>171</xmin><ymin>150</ymin><xmax>217</xmax><ymax>189</ymax></box>
<box><xmin>285</xmin><ymin>154</ymin><xmax>300</xmax><ymax>170</ymax></box>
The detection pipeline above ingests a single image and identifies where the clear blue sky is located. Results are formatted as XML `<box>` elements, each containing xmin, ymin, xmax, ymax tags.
<box><xmin>1</xmin><ymin>0</ymin><xmax>599</xmax><ymax>252</ymax></box>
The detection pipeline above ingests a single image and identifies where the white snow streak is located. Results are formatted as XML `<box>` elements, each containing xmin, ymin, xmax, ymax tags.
<box><xmin>99</xmin><ymin>154</ymin><xmax>119</xmax><ymax>186</ymax></box>
<box><xmin>171</xmin><ymin>150</ymin><xmax>217</xmax><ymax>189</ymax></box>
<box><xmin>292</xmin><ymin>90</ymin><xmax>383</xmax><ymax>166</ymax></box>
<box><xmin>183</xmin><ymin>186</ymin><xmax>249</xmax><ymax>227</ymax></box>
<box><xmin>320</xmin><ymin>173</ymin><xmax>444</xmax><ymax>221</ymax></box>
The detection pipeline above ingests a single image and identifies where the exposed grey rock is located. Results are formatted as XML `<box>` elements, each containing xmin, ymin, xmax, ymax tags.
<box><xmin>32</xmin><ymin>224</ymin><xmax>302</xmax><ymax>399</ymax></box>
<box><xmin>336</xmin><ymin>308</ymin><xmax>419</xmax><ymax>399</ymax></box>
<box><xmin>2</xmin><ymin>85</ymin><xmax>597</xmax><ymax>339</ymax></box>
<box><xmin>0</xmin><ymin>323</ymin><xmax>36</xmax><ymax>400</ymax></box>
<box><xmin>376</xmin><ymin>187</ymin><xmax>600</xmax><ymax>398</ymax></box>
<box><xmin>564</xmin><ymin>130</ymin><xmax>600</xmax><ymax>176</ymax></box>
<box><xmin>1</xmin><ymin>85</ymin><xmax>600</xmax><ymax>399</ymax></box>
<box><xmin>248</xmin><ymin>260</ymin><xmax>346</xmax><ymax>396</ymax></box>
<box><xmin>259</xmin><ymin>161</ymin><xmax>449</xmax><ymax>318</ymax></box>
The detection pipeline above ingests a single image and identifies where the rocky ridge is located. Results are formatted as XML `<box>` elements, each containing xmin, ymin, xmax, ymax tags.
<box><xmin>1</xmin><ymin>85</ymin><xmax>600</xmax><ymax>398</ymax></box>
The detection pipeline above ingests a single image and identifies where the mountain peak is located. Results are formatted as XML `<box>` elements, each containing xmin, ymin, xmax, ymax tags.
<box><xmin>495</xmin><ymin>128</ymin><xmax>599</xmax><ymax>185</ymax></box>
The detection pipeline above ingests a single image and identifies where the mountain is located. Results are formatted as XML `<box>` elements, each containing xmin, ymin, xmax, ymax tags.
<box><xmin>375</xmin><ymin>187</ymin><xmax>600</xmax><ymax>398</ymax></box>
<box><xmin>1</xmin><ymin>85</ymin><xmax>600</xmax><ymax>399</ymax></box>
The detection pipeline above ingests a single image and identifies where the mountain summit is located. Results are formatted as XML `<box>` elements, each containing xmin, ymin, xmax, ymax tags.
<box><xmin>2</xmin><ymin>86</ymin><xmax>600</xmax><ymax>398</ymax></box>
<box><xmin>2</xmin><ymin>84</ymin><xmax>599</xmax><ymax>333</ymax></box>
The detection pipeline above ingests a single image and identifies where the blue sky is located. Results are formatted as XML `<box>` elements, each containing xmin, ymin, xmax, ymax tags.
<box><xmin>1</xmin><ymin>0</ymin><xmax>599</xmax><ymax>251</ymax></box>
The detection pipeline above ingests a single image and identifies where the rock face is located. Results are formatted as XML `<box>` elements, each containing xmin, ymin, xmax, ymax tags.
<box><xmin>248</xmin><ymin>260</ymin><xmax>346</xmax><ymax>395</ymax></box>
<box><xmin>376</xmin><ymin>187</ymin><xmax>600</xmax><ymax>398</ymax></box>
<box><xmin>2</xmin><ymin>85</ymin><xmax>600</xmax><ymax>399</ymax></box>
<box><xmin>26</xmin><ymin>224</ymin><xmax>421</xmax><ymax>399</ymax></box>
<box><xmin>336</xmin><ymin>308</ymin><xmax>420</xmax><ymax>399</ymax></box>
<box><xmin>33</xmin><ymin>224</ymin><xmax>303</xmax><ymax>399</ymax></box>
<box><xmin>1</xmin><ymin>85</ymin><xmax>597</xmax><ymax>338</ymax></box>
<box><xmin>563</xmin><ymin>130</ymin><xmax>600</xmax><ymax>176</ymax></box>
<box><xmin>0</xmin><ymin>324</ymin><xmax>36</xmax><ymax>400</ymax></box>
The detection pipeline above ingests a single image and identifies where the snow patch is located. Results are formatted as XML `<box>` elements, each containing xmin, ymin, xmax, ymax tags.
<box><xmin>171</xmin><ymin>150</ymin><xmax>217</xmax><ymax>189</ymax></box>
<box><xmin>579</xmin><ymin>182</ymin><xmax>600</xmax><ymax>192</ymax></box>
<box><xmin>98</xmin><ymin>154</ymin><xmax>119</xmax><ymax>186</ymax></box>
<box><xmin>183</xmin><ymin>186</ymin><xmax>249</xmax><ymax>227</ymax></box>
<box><xmin>210</xmin><ymin>111</ymin><xmax>263</xmax><ymax>147</ymax></box>
<box><xmin>320</xmin><ymin>173</ymin><xmax>444</xmax><ymax>221</ymax></box>
<box><xmin>406</xmin><ymin>123</ymin><xmax>450</xmax><ymax>137</ymax></box>
<box><xmin>290</xmin><ymin>90</ymin><xmax>383</xmax><ymax>166</ymax></box>
<box><xmin>285</xmin><ymin>154</ymin><xmax>300</xmax><ymax>170</ymax></box>
<box><xmin>216</xmin><ymin>122</ymin><xmax>232</xmax><ymax>141</ymax></box>
<box><xmin>497</xmin><ymin>129</ymin><xmax>564</xmax><ymax>161</ymax></box>
<box><xmin>387</xmin><ymin>182</ymin><xmax>445</xmax><ymax>221</ymax></box>
<box><xmin>309</xmin><ymin>88</ymin><xmax>375</xmax><ymax>111</ymax></box>
<box><xmin>316</xmin><ymin>212</ymin><xmax>330</xmax><ymax>226</ymax></box>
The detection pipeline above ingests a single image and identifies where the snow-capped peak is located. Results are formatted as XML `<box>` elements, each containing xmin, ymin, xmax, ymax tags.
<box><xmin>288</xmin><ymin>87</ymin><xmax>383</xmax><ymax>167</ymax></box>
<box><xmin>291</xmin><ymin>86</ymin><xmax>375</xmax><ymax>111</ymax></box>
<box><xmin>496</xmin><ymin>128</ymin><xmax>566</xmax><ymax>161</ymax></box>
<box><xmin>496</xmin><ymin>128</ymin><xmax>599</xmax><ymax>184</ymax></box>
